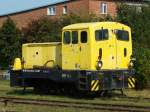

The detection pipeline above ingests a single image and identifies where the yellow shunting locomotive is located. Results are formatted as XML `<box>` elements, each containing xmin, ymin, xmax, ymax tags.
<box><xmin>11</xmin><ymin>22</ymin><xmax>135</xmax><ymax>94</ymax></box>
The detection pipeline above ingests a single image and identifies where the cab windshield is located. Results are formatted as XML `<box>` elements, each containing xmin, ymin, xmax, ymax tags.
<box><xmin>95</xmin><ymin>29</ymin><xmax>108</xmax><ymax>41</ymax></box>
<box><xmin>116</xmin><ymin>30</ymin><xmax>129</xmax><ymax>41</ymax></box>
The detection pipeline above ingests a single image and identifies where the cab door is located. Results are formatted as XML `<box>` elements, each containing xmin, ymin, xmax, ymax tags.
<box><xmin>71</xmin><ymin>31</ymin><xmax>80</xmax><ymax>69</ymax></box>
<box><xmin>94</xmin><ymin>29</ymin><xmax>116</xmax><ymax>69</ymax></box>
<box><xmin>62</xmin><ymin>30</ymin><xmax>80</xmax><ymax>70</ymax></box>
<box><xmin>115</xmin><ymin>29</ymin><xmax>132</xmax><ymax>69</ymax></box>
<box><xmin>62</xmin><ymin>31</ymin><xmax>73</xmax><ymax>70</ymax></box>
<box><xmin>79</xmin><ymin>30</ymin><xmax>90</xmax><ymax>70</ymax></box>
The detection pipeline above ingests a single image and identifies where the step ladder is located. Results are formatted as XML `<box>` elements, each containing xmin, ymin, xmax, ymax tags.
<box><xmin>78</xmin><ymin>74</ymin><xmax>88</xmax><ymax>91</ymax></box>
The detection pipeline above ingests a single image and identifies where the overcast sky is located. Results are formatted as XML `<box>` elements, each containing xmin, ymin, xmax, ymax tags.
<box><xmin>0</xmin><ymin>0</ymin><xmax>65</xmax><ymax>16</ymax></box>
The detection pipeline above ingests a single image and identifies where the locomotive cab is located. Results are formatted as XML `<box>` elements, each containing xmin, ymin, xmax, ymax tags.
<box><xmin>62</xmin><ymin>22</ymin><xmax>133</xmax><ymax>71</ymax></box>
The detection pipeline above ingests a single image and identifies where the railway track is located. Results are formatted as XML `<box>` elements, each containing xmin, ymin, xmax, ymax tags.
<box><xmin>0</xmin><ymin>111</ymin><xmax>16</xmax><ymax>112</ymax></box>
<box><xmin>100</xmin><ymin>95</ymin><xmax>150</xmax><ymax>102</ymax></box>
<box><xmin>0</xmin><ymin>97</ymin><xmax>149</xmax><ymax>112</ymax></box>
<box><xmin>0</xmin><ymin>110</ymin><xmax>16</xmax><ymax>112</ymax></box>
<box><xmin>118</xmin><ymin>96</ymin><xmax>150</xmax><ymax>101</ymax></box>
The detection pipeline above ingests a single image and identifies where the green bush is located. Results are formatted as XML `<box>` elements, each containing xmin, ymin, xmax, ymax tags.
<box><xmin>23</xmin><ymin>17</ymin><xmax>61</xmax><ymax>42</ymax></box>
<box><xmin>134</xmin><ymin>48</ymin><xmax>150</xmax><ymax>89</ymax></box>
<box><xmin>117</xmin><ymin>4</ymin><xmax>150</xmax><ymax>48</ymax></box>
<box><xmin>0</xmin><ymin>17</ymin><xmax>21</xmax><ymax>69</ymax></box>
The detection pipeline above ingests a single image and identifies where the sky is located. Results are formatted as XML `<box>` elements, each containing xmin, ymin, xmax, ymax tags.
<box><xmin>0</xmin><ymin>0</ymin><xmax>67</xmax><ymax>16</ymax></box>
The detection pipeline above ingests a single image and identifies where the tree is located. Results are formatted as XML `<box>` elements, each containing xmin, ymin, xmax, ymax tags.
<box><xmin>0</xmin><ymin>17</ymin><xmax>21</xmax><ymax>68</ymax></box>
<box><xmin>117</xmin><ymin>4</ymin><xmax>150</xmax><ymax>48</ymax></box>
<box><xmin>23</xmin><ymin>17</ymin><xmax>61</xmax><ymax>43</ymax></box>
<box><xmin>117</xmin><ymin>4</ymin><xmax>150</xmax><ymax>88</ymax></box>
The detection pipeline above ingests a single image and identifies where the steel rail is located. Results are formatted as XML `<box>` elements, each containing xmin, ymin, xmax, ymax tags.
<box><xmin>0</xmin><ymin>97</ymin><xmax>149</xmax><ymax>112</ymax></box>
<box><xmin>0</xmin><ymin>111</ymin><xmax>17</xmax><ymax>112</ymax></box>
<box><xmin>118</xmin><ymin>96</ymin><xmax>150</xmax><ymax>101</ymax></box>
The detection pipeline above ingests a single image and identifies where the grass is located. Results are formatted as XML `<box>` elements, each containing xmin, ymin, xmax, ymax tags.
<box><xmin>0</xmin><ymin>80</ymin><xmax>150</xmax><ymax>112</ymax></box>
<box><xmin>0</xmin><ymin>103</ymin><xmax>109</xmax><ymax>112</ymax></box>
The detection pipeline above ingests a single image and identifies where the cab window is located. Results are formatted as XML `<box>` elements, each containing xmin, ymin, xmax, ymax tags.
<box><xmin>116</xmin><ymin>30</ymin><xmax>129</xmax><ymax>41</ymax></box>
<box><xmin>72</xmin><ymin>31</ymin><xmax>78</xmax><ymax>44</ymax></box>
<box><xmin>95</xmin><ymin>29</ymin><xmax>108</xmax><ymax>41</ymax></box>
<box><xmin>81</xmin><ymin>31</ymin><xmax>87</xmax><ymax>43</ymax></box>
<box><xmin>63</xmin><ymin>31</ymin><xmax>70</xmax><ymax>44</ymax></box>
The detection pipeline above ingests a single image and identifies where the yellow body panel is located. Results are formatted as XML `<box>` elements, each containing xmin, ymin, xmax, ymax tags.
<box><xmin>62</xmin><ymin>22</ymin><xmax>132</xmax><ymax>70</ymax></box>
<box><xmin>22</xmin><ymin>43</ymin><xmax>61</xmax><ymax>69</ymax></box>
<box><xmin>13</xmin><ymin>58</ymin><xmax>22</xmax><ymax>71</ymax></box>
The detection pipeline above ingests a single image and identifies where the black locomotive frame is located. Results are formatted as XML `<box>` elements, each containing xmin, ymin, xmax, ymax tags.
<box><xmin>10</xmin><ymin>68</ymin><xmax>135</xmax><ymax>93</ymax></box>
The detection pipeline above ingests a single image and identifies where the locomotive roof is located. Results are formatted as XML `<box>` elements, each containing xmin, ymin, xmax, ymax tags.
<box><xmin>63</xmin><ymin>22</ymin><xmax>130</xmax><ymax>30</ymax></box>
<box><xmin>23</xmin><ymin>42</ymin><xmax>61</xmax><ymax>47</ymax></box>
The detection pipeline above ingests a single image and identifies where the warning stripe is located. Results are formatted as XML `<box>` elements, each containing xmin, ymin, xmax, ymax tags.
<box><xmin>128</xmin><ymin>77</ymin><xmax>135</xmax><ymax>88</ymax></box>
<box><xmin>94</xmin><ymin>83</ymin><xmax>99</xmax><ymax>91</ymax></box>
<box><xmin>91</xmin><ymin>80</ymin><xmax>98</xmax><ymax>88</ymax></box>
<box><xmin>94</xmin><ymin>86</ymin><xmax>99</xmax><ymax>91</ymax></box>
<box><xmin>131</xmin><ymin>78</ymin><xmax>135</xmax><ymax>83</ymax></box>
<box><xmin>129</xmin><ymin>78</ymin><xmax>134</xmax><ymax>87</ymax></box>
<box><xmin>91</xmin><ymin>80</ymin><xmax>99</xmax><ymax>91</ymax></box>
<box><xmin>91</xmin><ymin>80</ymin><xmax>96</xmax><ymax>87</ymax></box>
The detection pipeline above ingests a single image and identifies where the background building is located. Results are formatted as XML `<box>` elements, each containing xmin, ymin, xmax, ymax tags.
<box><xmin>0</xmin><ymin>0</ymin><xmax>146</xmax><ymax>29</ymax></box>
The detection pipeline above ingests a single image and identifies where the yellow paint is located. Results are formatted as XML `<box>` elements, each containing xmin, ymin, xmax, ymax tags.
<box><xmin>91</xmin><ymin>80</ymin><xmax>99</xmax><ymax>91</ymax></box>
<box><xmin>22</xmin><ymin>42</ymin><xmax>61</xmax><ymax>69</ymax></box>
<box><xmin>91</xmin><ymin>80</ymin><xmax>95</xmax><ymax>86</ymax></box>
<box><xmin>128</xmin><ymin>83</ymin><xmax>132</xmax><ymax>88</ymax></box>
<box><xmin>128</xmin><ymin>77</ymin><xmax>135</xmax><ymax>88</ymax></box>
<box><xmin>13</xmin><ymin>58</ymin><xmax>22</xmax><ymax>71</ymax></box>
<box><xmin>62</xmin><ymin>22</ymin><xmax>132</xmax><ymax>70</ymax></box>
<box><xmin>95</xmin><ymin>86</ymin><xmax>99</xmax><ymax>91</ymax></box>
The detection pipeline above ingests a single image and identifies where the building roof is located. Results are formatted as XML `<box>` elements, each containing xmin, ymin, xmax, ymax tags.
<box><xmin>0</xmin><ymin>0</ymin><xmax>69</xmax><ymax>17</ymax></box>
<box><xmin>0</xmin><ymin>0</ymin><xmax>149</xmax><ymax>17</ymax></box>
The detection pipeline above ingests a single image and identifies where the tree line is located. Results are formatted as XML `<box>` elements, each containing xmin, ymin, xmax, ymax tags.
<box><xmin>0</xmin><ymin>4</ymin><xmax>149</xmax><ymax>88</ymax></box>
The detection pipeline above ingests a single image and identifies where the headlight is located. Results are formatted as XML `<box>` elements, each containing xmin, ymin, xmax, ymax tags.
<box><xmin>129</xmin><ymin>60</ymin><xmax>134</xmax><ymax>67</ymax></box>
<box><xmin>129</xmin><ymin>60</ymin><xmax>134</xmax><ymax>68</ymax></box>
<box><xmin>129</xmin><ymin>55</ymin><xmax>136</xmax><ymax>68</ymax></box>
<box><xmin>97</xmin><ymin>61</ymin><xmax>103</xmax><ymax>70</ymax></box>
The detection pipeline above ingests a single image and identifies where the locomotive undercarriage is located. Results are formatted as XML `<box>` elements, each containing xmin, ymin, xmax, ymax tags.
<box><xmin>10</xmin><ymin>69</ymin><xmax>135</xmax><ymax>96</ymax></box>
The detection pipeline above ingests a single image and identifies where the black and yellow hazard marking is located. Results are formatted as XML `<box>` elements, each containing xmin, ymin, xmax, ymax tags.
<box><xmin>91</xmin><ymin>80</ymin><xmax>100</xmax><ymax>91</ymax></box>
<box><xmin>128</xmin><ymin>77</ymin><xmax>135</xmax><ymax>88</ymax></box>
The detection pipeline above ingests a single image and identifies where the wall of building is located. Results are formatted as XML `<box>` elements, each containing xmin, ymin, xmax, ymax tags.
<box><xmin>53</xmin><ymin>0</ymin><xmax>89</xmax><ymax>18</ymax></box>
<box><xmin>0</xmin><ymin>0</ymin><xmax>118</xmax><ymax>29</ymax></box>
<box><xmin>89</xmin><ymin>0</ymin><xmax>117</xmax><ymax>17</ymax></box>
<box><xmin>0</xmin><ymin>8</ymin><xmax>47</xmax><ymax>29</ymax></box>
<box><xmin>0</xmin><ymin>17</ymin><xmax>6</xmax><ymax>28</ymax></box>
<box><xmin>0</xmin><ymin>0</ymin><xmax>90</xmax><ymax>29</ymax></box>
<box><xmin>67</xmin><ymin>0</ymin><xmax>89</xmax><ymax>16</ymax></box>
